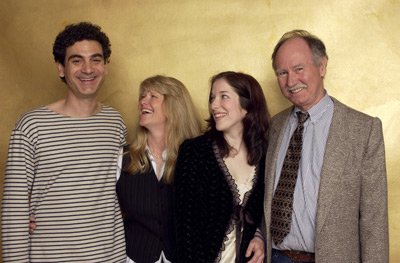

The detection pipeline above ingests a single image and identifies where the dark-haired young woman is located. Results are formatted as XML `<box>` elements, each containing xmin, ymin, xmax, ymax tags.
<box><xmin>174</xmin><ymin>71</ymin><xmax>270</xmax><ymax>263</ymax></box>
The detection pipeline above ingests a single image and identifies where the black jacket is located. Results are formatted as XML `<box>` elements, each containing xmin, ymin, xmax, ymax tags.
<box><xmin>117</xmin><ymin>153</ymin><xmax>176</xmax><ymax>263</ymax></box>
<box><xmin>174</xmin><ymin>135</ymin><xmax>265</xmax><ymax>263</ymax></box>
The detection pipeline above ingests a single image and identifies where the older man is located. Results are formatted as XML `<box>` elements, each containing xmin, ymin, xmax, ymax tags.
<box><xmin>263</xmin><ymin>29</ymin><xmax>388</xmax><ymax>263</ymax></box>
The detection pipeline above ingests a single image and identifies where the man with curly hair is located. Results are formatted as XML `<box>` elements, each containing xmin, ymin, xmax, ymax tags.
<box><xmin>2</xmin><ymin>22</ymin><xmax>127</xmax><ymax>262</ymax></box>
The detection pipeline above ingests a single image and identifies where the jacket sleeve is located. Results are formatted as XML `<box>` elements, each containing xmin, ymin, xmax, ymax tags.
<box><xmin>174</xmin><ymin>139</ymin><xmax>203</xmax><ymax>263</ymax></box>
<box><xmin>360</xmin><ymin>117</ymin><xmax>389</xmax><ymax>262</ymax></box>
<box><xmin>1</xmin><ymin>129</ymin><xmax>34</xmax><ymax>262</ymax></box>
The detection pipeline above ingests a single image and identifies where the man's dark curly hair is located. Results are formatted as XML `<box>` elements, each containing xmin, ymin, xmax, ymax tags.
<box><xmin>53</xmin><ymin>21</ymin><xmax>111</xmax><ymax>67</ymax></box>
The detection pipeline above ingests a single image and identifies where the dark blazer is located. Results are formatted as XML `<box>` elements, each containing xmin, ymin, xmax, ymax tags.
<box><xmin>117</xmin><ymin>154</ymin><xmax>176</xmax><ymax>263</ymax></box>
<box><xmin>263</xmin><ymin>97</ymin><xmax>389</xmax><ymax>263</ymax></box>
<box><xmin>174</xmin><ymin>135</ymin><xmax>265</xmax><ymax>263</ymax></box>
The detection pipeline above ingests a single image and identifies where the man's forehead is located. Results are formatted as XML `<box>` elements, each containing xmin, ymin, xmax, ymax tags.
<box><xmin>66</xmin><ymin>40</ymin><xmax>103</xmax><ymax>55</ymax></box>
<box><xmin>275</xmin><ymin>39</ymin><xmax>312</xmax><ymax>65</ymax></box>
<box><xmin>279</xmin><ymin>38</ymin><xmax>310</xmax><ymax>54</ymax></box>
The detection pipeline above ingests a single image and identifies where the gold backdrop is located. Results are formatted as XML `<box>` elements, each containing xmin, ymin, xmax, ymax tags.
<box><xmin>1</xmin><ymin>0</ymin><xmax>399</xmax><ymax>262</ymax></box>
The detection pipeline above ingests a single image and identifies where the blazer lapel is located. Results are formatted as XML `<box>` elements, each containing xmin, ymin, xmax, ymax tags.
<box><xmin>315</xmin><ymin>98</ymin><xmax>350</xmax><ymax>235</ymax></box>
<box><xmin>265</xmin><ymin>109</ymin><xmax>291</xmax><ymax>230</ymax></box>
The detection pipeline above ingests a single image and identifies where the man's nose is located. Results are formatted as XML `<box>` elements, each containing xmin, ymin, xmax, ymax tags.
<box><xmin>82</xmin><ymin>61</ymin><xmax>94</xmax><ymax>74</ymax></box>
<box><xmin>287</xmin><ymin>72</ymin><xmax>298</xmax><ymax>87</ymax></box>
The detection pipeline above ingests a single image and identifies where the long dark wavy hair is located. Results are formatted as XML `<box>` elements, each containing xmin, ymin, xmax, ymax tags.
<box><xmin>204</xmin><ymin>71</ymin><xmax>270</xmax><ymax>165</ymax></box>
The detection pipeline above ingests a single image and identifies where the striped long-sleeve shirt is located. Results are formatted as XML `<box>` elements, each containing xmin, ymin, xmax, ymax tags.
<box><xmin>2</xmin><ymin>105</ymin><xmax>127</xmax><ymax>263</ymax></box>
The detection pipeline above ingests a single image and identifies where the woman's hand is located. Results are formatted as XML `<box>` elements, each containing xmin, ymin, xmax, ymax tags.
<box><xmin>29</xmin><ymin>216</ymin><xmax>36</xmax><ymax>233</ymax></box>
<box><xmin>245</xmin><ymin>235</ymin><xmax>265</xmax><ymax>263</ymax></box>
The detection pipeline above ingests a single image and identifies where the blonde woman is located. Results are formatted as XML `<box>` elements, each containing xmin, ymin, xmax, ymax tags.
<box><xmin>117</xmin><ymin>75</ymin><xmax>202</xmax><ymax>263</ymax></box>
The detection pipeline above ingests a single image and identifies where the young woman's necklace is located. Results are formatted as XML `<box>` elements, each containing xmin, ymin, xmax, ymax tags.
<box><xmin>229</xmin><ymin>143</ymin><xmax>241</xmax><ymax>158</ymax></box>
<box><xmin>229</xmin><ymin>147</ymin><xmax>238</xmax><ymax>158</ymax></box>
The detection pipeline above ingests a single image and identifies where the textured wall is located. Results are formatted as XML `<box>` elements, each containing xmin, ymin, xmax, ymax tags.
<box><xmin>1</xmin><ymin>0</ymin><xmax>399</xmax><ymax>261</ymax></box>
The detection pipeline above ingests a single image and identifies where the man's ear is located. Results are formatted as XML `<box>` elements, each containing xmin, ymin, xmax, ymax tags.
<box><xmin>57</xmin><ymin>62</ymin><xmax>65</xmax><ymax>78</ymax></box>
<box><xmin>319</xmin><ymin>57</ymin><xmax>327</xmax><ymax>77</ymax></box>
<box><xmin>104</xmin><ymin>61</ymin><xmax>108</xmax><ymax>76</ymax></box>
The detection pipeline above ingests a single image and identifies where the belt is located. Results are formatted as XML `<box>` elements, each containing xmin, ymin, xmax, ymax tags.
<box><xmin>278</xmin><ymin>249</ymin><xmax>315</xmax><ymax>262</ymax></box>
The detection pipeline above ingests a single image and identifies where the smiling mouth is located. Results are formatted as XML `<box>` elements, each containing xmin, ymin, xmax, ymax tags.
<box><xmin>287</xmin><ymin>85</ymin><xmax>306</xmax><ymax>94</ymax></box>
<box><xmin>141</xmin><ymin>109</ymin><xmax>153</xmax><ymax>114</ymax></box>
<box><xmin>79</xmin><ymin>77</ymin><xmax>95</xmax><ymax>81</ymax></box>
<box><xmin>214</xmin><ymin>113</ymin><xmax>226</xmax><ymax>118</ymax></box>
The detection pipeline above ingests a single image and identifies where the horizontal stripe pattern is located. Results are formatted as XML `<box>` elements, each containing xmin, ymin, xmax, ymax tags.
<box><xmin>2</xmin><ymin>106</ymin><xmax>127</xmax><ymax>262</ymax></box>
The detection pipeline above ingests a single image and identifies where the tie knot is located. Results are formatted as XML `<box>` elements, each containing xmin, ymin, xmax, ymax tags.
<box><xmin>296</xmin><ymin>111</ymin><xmax>309</xmax><ymax>124</ymax></box>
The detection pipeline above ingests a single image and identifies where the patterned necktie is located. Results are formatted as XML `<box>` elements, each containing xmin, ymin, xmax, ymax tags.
<box><xmin>271</xmin><ymin>111</ymin><xmax>309</xmax><ymax>245</ymax></box>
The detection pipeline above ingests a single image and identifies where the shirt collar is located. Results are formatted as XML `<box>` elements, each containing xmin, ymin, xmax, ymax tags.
<box><xmin>293</xmin><ymin>90</ymin><xmax>333</xmax><ymax>124</ymax></box>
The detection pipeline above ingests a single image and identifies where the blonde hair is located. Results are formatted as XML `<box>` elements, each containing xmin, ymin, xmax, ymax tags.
<box><xmin>126</xmin><ymin>75</ymin><xmax>202</xmax><ymax>183</ymax></box>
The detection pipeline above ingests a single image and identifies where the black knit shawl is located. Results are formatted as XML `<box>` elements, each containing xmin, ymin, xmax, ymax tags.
<box><xmin>174</xmin><ymin>135</ymin><xmax>265</xmax><ymax>263</ymax></box>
